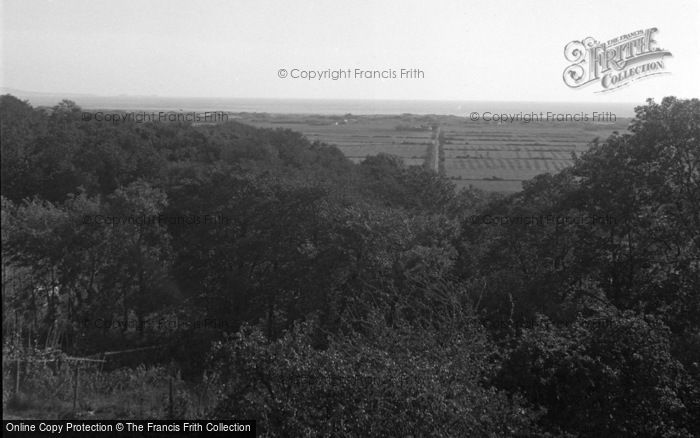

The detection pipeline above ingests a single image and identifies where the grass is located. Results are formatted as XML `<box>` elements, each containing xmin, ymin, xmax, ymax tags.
<box><xmin>236</xmin><ymin>113</ymin><xmax>629</xmax><ymax>193</ymax></box>
<box><xmin>2</xmin><ymin>362</ymin><xmax>218</xmax><ymax>420</ymax></box>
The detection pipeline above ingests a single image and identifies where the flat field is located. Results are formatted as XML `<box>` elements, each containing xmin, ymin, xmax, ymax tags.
<box><xmin>236</xmin><ymin>113</ymin><xmax>629</xmax><ymax>193</ymax></box>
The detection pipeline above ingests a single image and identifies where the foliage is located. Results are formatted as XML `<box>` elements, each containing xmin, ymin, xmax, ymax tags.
<box><xmin>2</xmin><ymin>94</ymin><xmax>698</xmax><ymax>434</ymax></box>
<box><xmin>208</xmin><ymin>318</ymin><xmax>543</xmax><ymax>437</ymax></box>
<box><xmin>497</xmin><ymin>313</ymin><xmax>696</xmax><ymax>437</ymax></box>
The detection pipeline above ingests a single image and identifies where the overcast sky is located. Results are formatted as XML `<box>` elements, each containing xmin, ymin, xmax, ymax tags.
<box><xmin>1</xmin><ymin>0</ymin><xmax>698</xmax><ymax>102</ymax></box>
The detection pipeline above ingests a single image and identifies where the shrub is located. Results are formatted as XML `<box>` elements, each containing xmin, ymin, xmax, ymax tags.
<box><xmin>496</xmin><ymin>312</ymin><xmax>695</xmax><ymax>437</ymax></box>
<box><xmin>208</xmin><ymin>317</ymin><xmax>544</xmax><ymax>437</ymax></box>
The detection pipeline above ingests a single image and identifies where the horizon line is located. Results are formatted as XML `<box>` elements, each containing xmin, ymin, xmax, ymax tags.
<box><xmin>0</xmin><ymin>87</ymin><xmax>649</xmax><ymax>106</ymax></box>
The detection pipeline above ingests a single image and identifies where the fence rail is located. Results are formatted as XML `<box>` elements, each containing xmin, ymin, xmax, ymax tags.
<box><xmin>3</xmin><ymin>343</ymin><xmax>185</xmax><ymax>418</ymax></box>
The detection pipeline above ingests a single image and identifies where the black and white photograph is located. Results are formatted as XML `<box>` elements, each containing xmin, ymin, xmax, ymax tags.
<box><xmin>1</xmin><ymin>0</ymin><xmax>699</xmax><ymax>436</ymax></box>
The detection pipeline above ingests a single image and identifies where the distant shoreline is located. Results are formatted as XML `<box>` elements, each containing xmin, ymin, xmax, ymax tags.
<box><xmin>1</xmin><ymin>89</ymin><xmax>638</xmax><ymax>117</ymax></box>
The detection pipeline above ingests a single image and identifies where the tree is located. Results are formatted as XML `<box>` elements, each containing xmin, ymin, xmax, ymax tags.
<box><xmin>496</xmin><ymin>312</ymin><xmax>695</xmax><ymax>437</ymax></box>
<box><xmin>209</xmin><ymin>317</ymin><xmax>543</xmax><ymax>437</ymax></box>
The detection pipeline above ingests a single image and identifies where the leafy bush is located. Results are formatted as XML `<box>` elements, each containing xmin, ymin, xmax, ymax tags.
<box><xmin>208</xmin><ymin>317</ymin><xmax>544</xmax><ymax>437</ymax></box>
<box><xmin>496</xmin><ymin>312</ymin><xmax>696</xmax><ymax>437</ymax></box>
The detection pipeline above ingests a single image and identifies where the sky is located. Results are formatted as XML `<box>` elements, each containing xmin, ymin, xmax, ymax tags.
<box><xmin>1</xmin><ymin>0</ymin><xmax>698</xmax><ymax>102</ymax></box>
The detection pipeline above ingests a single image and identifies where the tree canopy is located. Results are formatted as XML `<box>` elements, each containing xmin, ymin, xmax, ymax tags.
<box><xmin>2</xmin><ymin>94</ymin><xmax>698</xmax><ymax>436</ymax></box>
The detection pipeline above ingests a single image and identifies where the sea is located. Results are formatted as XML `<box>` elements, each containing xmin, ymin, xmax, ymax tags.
<box><xmin>4</xmin><ymin>91</ymin><xmax>638</xmax><ymax>118</ymax></box>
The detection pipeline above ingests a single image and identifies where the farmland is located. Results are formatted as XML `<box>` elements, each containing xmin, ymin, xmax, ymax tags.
<box><xmin>238</xmin><ymin>113</ymin><xmax>630</xmax><ymax>192</ymax></box>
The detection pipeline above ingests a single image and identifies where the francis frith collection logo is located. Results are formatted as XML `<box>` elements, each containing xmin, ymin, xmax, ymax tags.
<box><xmin>563</xmin><ymin>28</ymin><xmax>672</xmax><ymax>93</ymax></box>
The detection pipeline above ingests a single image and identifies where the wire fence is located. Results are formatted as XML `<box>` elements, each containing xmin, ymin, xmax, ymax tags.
<box><xmin>3</xmin><ymin>345</ymin><xmax>216</xmax><ymax>419</ymax></box>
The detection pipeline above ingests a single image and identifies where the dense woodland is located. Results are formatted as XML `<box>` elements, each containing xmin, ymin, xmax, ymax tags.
<box><xmin>1</xmin><ymin>94</ymin><xmax>699</xmax><ymax>437</ymax></box>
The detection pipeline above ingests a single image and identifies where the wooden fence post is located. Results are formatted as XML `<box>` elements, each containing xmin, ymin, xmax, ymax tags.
<box><xmin>168</xmin><ymin>377</ymin><xmax>174</xmax><ymax>418</ymax></box>
<box><xmin>72</xmin><ymin>365</ymin><xmax>80</xmax><ymax>412</ymax></box>
<box><xmin>15</xmin><ymin>356</ymin><xmax>21</xmax><ymax>395</ymax></box>
<box><xmin>15</xmin><ymin>311</ymin><xmax>21</xmax><ymax>395</ymax></box>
